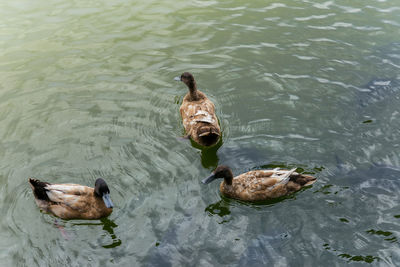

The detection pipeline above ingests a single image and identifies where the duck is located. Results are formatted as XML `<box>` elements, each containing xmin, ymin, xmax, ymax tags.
<box><xmin>176</xmin><ymin>72</ymin><xmax>221</xmax><ymax>147</ymax></box>
<box><xmin>28</xmin><ymin>178</ymin><xmax>113</xmax><ymax>220</ymax></box>
<box><xmin>202</xmin><ymin>165</ymin><xmax>316</xmax><ymax>201</ymax></box>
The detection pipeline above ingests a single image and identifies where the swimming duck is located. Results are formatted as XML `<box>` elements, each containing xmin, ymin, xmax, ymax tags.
<box><xmin>28</xmin><ymin>178</ymin><xmax>113</xmax><ymax>220</ymax></box>
<box><xmin>176</xmin><ymin>72</ymin><xmax>221</xmax><ymax>147</ymax></box>
<box><xmin>202</xmin><ymin>165</ymin><xmax>316</xmax><ymax>201</ymax></box>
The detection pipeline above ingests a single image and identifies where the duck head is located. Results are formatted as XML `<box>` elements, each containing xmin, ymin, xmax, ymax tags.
<box><xmin>95</xmin><ymin>178</ymin><xmax>114</xmax><ymax>208</ymax></box>
<box><xmin>175</xmin><ymin>72</ymin><xmax>196</xmax><ymax>89</ymax></box>
<box><xmin>202</xmin><ymin>165</ymin><xmax>233</xmax><ymax>185</ymax></box>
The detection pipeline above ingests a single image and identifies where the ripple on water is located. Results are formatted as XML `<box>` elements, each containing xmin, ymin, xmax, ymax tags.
<box><xmin>1</xmin><ymin>0</ymin><xmax>400</xmax><ymax>265</ymax></box>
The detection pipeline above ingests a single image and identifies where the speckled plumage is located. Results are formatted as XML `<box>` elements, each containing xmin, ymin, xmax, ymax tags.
<box><xmin>203</xmin><ymin>166</ymin><xmax>316</xmax><ymax>202</ymax></box>
<box><xmin>29</xmin><ymin>178</ymin><xmax>113</xmax><ymax>220</ymax></box>
<box><xmin>178</xmin><ymin>72</ymin><xmax>221</xmax><ymax>147</ymax></box>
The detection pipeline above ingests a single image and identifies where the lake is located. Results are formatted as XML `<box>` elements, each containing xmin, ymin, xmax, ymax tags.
<box><xmin>0</xmin><ymin>0</ymin><xmax>399</xmax><ymax>266</ymax></box>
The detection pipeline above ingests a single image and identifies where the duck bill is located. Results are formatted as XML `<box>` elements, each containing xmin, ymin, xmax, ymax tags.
<box><xmin>174</xmin><ymin>76</ymin><xmax>181</xmax><ymax>81</ymax></box>
<box><xmin>202</xmin><ymin>173</ymin><xmax>216</xmax><ymax>184</ymax></box>
<box><xmin>102</xmin><ymin>193</ymin><xmax>114</xmax><ymax>208</ymax></box>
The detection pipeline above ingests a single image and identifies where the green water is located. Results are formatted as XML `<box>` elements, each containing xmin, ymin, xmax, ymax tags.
<box><xmin>0</xmin><ymin>0</ymin><xmax>400</xmax><ymax>266</ymax></box>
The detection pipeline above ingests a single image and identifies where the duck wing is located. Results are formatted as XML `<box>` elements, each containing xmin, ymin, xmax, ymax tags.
<box><xmin>235</xmin><ymin>169</ymin><xmax>297</xmax><ymax>191</ymax></box>
<box><xmin>45</xmin><ymin>184</ymin><xmax>96</xmax><ymax>219</ymax></box>
<box><xmin>180</xmin><ymin>98</ymin><xmax>217</xmax><ymax>127</ymax></box>
<box><xmin>45</xmin><ymin>184</ymin><xmax>92</xmax><ymax>204</ymax></box>
<box><xmin>232</xmin><ymin>169</ymin><xmax>294</xmax><ymax>192</ymax></box>
<box><xmin>29</xmin><ymin>179</ymin><xmax>110</xmax><ymax>219</ymax></box>
<box><xmin>180</xmin><ymin>94</ymin><xmax>220</xmax><ymax>146</ymax></box>
<box><xmin>226</xmin><ymin>169</ymin><xmax>313</xmax><ymax>201</ymax></box>
<box><xmin>267</xmin><ymin>168</ymin><xmax>297</xmax><ymax>190</ymax></box>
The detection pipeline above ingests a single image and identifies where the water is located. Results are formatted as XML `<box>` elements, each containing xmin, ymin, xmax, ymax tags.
<box><xmin>0</xmin><ymin>0</ymin><xmax>399</xmax><ymax>265</ymax></box>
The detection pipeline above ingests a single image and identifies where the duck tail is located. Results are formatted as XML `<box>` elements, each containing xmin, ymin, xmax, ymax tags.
<box><xmin>197</xmin><ymin>125</ymin><xmax>220</xmax><ymax>146</ymax></box>
<box><xmin>279</xmin><ymin>168</ymin><xmax>297</xmax><ymax>185</ymax></box>
<box><xmin>267</xmin><ymin>168</ymin><xmax>297</xmax><ymax>191</ymax></box>
<box><xmin>290</xmin><ymin>173</ymin><xmax>317</xmax><ymax>186</ymax></box>
<box><xmin>28</xmin><ymin>178</ymin><xmax>50</xmax><ymax>201</ymax></box>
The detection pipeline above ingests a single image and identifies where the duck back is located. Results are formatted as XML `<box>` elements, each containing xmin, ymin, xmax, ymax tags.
<box><xmin>180</xmin><ymin>90</ymin><xmax>221</xmax><ymax>147</ymax></box>
<box><xmin>29</xmin><ymin>178</ymin><xmax>112</xmax><ymax>220</ymax></box>
<box><xmin>220</xmin><ymin>170</ymin><xmax>316</xmax><ymax>202</ymax></box>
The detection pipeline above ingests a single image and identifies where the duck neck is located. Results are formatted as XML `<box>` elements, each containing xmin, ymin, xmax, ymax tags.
<box><xmin>188</xmin><ymin>81</ymin><xmax>199</xmax><ymax>101</ymax></box>
<box><xmin>224</xmin><ymin>176</ymin><xmax>233</xmax><ymax>186</ymax></box>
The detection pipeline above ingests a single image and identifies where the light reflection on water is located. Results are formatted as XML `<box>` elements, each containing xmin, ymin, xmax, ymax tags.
<box><xmin>0</xmin><ymin>0</ymin><xmax>400</xmax><ymax>265</ymax></box>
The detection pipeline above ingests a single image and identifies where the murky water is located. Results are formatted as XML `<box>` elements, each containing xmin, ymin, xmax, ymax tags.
<box><xmin>0</xmin><ymin>0</ymin><xmax>399</xmax><ymax>266</ymax></box>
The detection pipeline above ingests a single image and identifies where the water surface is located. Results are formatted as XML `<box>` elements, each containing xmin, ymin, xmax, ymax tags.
<box><xmin>0</xmin><ymin>0</ymin><xmax>400</xmax><ymax>266</ymax></box>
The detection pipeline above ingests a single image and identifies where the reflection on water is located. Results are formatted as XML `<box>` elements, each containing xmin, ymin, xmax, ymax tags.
<box><xmin>366</xmin><ymin>229</ymin><xmax>397</xmax><ymax>243</ymax></box>
<box><xmin>358</xmin><ymin>77</ymin><xmax>400</xmax><ymax>107</ymax></box>
<box><xmin>1</xmin><ymin>0</ymin><xmax>400</xmax><ymax>265</ymax></box>
<box><xmin>313</xmin><ymin>184</ymin><xmax>349</xmax><ymax>195</ymax></box>
<box><xmin>189</xmin><ymin>137</ymin><xmax>223</xmax><ymax>169</ymax></box>
<box><xmin>205</xmin><ymin>199</ymin><xmax>231</xmax><ymax>222</ymax></box>
<box><xmin>72</xmin><ymin>218</ymin><xmax>121</xmax><ymax>249</ymax></box>
<box><xmin>100</xmin><ymin>218</ymin><xmax>122</xmax><ymax>249</ymax></box>
<box><xmin>338</xmin><ymin>254</ymin><xmax>380</xmax><ymax>264</ymax></box>
<box><xmin>54</xmin><ymin>219</ymin><xmax>71</xmax><ymax>240</ymax></box>
<box><xmin>238</xmin><ymin>231</ymin><xmax>292</xmax><ymax>266</ymax></box>
<box><xmin>323</xmin><ymin>243</ymin><xmax>381</xmax><ymax>264</ymax></box>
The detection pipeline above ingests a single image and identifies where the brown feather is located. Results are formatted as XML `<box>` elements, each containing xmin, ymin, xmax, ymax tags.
<box><xmin>29</xmin><ymin>178</ymin><xmax>113</xmax><ymax>220</ymax></box>
<box><xmin>218</xmin><ymin>169</ymin><xmax>316</xmax><ymax>202</ymax></box>
<box><xmin>179</xmin><ymin>74</ymin><xmax>221</xmax><ymax>147</ymax></box>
